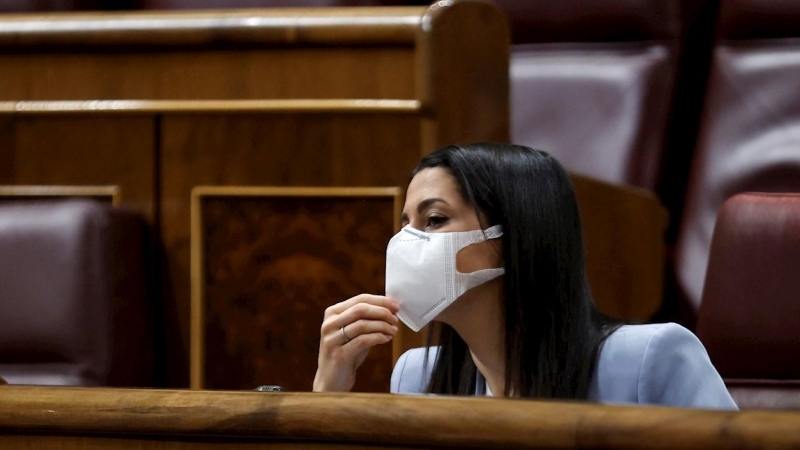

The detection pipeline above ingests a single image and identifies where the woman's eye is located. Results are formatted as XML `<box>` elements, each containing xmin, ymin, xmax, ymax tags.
<box><xmin>426</xmin><ymin>215</ymin><xmax>448</xmax><ymax>229</ymax></box>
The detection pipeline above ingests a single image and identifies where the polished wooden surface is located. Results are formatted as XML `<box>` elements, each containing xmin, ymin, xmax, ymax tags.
<box><xmin>190</xmin><ymin>187</ymin><xmax>401</xmax><ymax>391</ymax></box>
<box><xmin>0</xmin><ymin>99</ymin><xmax>423</xmax><ymax>115</ymax></box>
<box><xmin>0</xmin><ymin>185</ymin><xmax>120</xmax><ymax>205</ymax></box>
<box><xmin>417</xmin><ymin>0</ymin><xmax>509</xmax><ymax>151</ymax></box>
<box><xmin>1</xmin><ymin>116</ymin><xmax>155</xmax><ymax>222</ymax></box>
<box><xmin>0</xmin><ymin>49</ymin><xmax>416</xmax><ymax>101</ymax></box>
<box><xmin>0</xmin><ymin>7</ymin><xmax>424</xmax><ymax>47</ymax></box>
<box><xmin>0</xmin><ymin>386</ymin><xmax>799</xmax><ymax>449</ymax></box>
<box><xmin>572</xmin><ymin>174</ymin><xmax>669</xmax><ymax>320</ymax></box>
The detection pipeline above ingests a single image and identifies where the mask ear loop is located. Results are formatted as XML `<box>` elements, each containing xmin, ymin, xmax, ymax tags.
<box><xmin>483</xmin><ymin>225</ymin><xmax>503</xmax><ymax>240</ymax></box>
<box><xmin>453</xmin><ymin>226</ymin><xmax>505</xmax><ymax>276</ymax></box>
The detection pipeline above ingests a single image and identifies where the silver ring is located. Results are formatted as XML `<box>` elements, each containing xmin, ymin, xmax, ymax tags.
<box><xmin>340</xmin><ymin>325</ymin><xmax>352</xmax><ymax>344</ymax></box>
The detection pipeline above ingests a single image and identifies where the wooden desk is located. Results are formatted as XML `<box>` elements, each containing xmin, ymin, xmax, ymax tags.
<box><xmin>0</xmin><ymin>386</ymin><xmax>799</xmax><ymax>449</ymax></box>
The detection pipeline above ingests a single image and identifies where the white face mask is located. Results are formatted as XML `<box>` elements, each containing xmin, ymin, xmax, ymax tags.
<box><xmin>385</xmin><ymin>225</ymin><xmax>504</xmax><ymax>332</ymax></box>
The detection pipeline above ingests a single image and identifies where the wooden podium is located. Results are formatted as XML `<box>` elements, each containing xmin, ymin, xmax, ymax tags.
<box><xmin>0</xmin><ymin>385</ymin><xmax>799</xmax><ymax>449</ymax></box>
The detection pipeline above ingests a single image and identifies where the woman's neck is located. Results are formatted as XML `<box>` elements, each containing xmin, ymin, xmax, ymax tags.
<box><xmin>440</xmin><ymin>277</ymin><xmax>505</xmax><ymax>396</ymax></box>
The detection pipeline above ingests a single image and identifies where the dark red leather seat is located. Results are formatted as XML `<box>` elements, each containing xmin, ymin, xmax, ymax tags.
<box><xmin>674</xmin><ymin>0</ymin><xmax>800</xmax><ymax>322</ymax></box>
<box><xmin>0</xmin><ymin>201</ymin><xmax>153</xmax><ymax>387</ymax></box>
<box><xmin>502</xmin><ymin>0</ymin><xmax>715</xmax><ymax>191</ymax></box>
<box><xmin>696</xmin><ymin>193</ymin><xmax>800</xmax><ymax>410</ymax></box>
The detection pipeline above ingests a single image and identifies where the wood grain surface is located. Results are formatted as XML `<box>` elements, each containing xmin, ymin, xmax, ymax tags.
<box><xmin>191</xmin><ymin>187</ymin><xmax>401</xmax><ymax>391</ymax></box>
<box><xmin>0</xmin><ymin>116</ymin><xmax>155</xmax><ymax>222</ymax></box>
<box><xmin>0</xmin><ymin>7</ymin><xmax>424</xmax><ymax>48</ymax></box>
<box><xmin>0</xmin><ymin>185</ymin><xmax>120</xmax><ymax>205</ymax></box>
<box><xmin>0</xmin><ymin>386</ymin><xmax>799</xmax><ymax>449</ymax></box>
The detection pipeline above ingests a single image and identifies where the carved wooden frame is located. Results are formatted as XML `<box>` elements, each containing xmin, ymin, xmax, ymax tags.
<box><xmin>189</xmin><ymin>186</ymin><xmax>402</xmax><ymax>390</ymax></box>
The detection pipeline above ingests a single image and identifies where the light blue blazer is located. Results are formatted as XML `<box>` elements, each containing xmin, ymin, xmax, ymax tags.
<box><xmin>391</xmin><ymin>323</ymin><xmax>738</xmax><ymax>409</ymax></box>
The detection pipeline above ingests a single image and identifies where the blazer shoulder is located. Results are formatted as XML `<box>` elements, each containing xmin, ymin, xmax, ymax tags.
<box><xmin>638</xmin><ymin>323</ymin><xmax>738</xmax><ymax>409</ymax></box>
<box><xmin>390</xmin><ymin>347</ymin><xmax>438</xmax><ymax>394</ymax></box>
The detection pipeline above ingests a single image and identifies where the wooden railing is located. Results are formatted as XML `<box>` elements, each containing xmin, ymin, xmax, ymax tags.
<box><xmin>0</xmin><ymin>386</ymin><xmax>798</xmax><ymax>449</ymax></box>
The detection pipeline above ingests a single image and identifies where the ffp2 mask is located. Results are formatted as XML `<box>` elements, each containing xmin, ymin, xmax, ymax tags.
<box><xmin>385</xmin><ymin>225</ymin><xmax>504</xmax><ymax>332</ymax></box>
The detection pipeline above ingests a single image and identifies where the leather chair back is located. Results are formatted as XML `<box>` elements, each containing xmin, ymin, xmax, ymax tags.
<box><xmin>697</xmin><ymin>193</ymin><xmax>800</xmax><ymax>410</ymax></box>
<box><xmin>503</xmin><ymin>0</ymin><xmax>712</xmax><ymax>191</ymax></box>
<box><xmin>674</xmin><ymin>0</ymin><xmax>800</xmax><ymax>320</ymax></box>
<box><xmin>0</xmin><ymin>201</ymin><xmax>153</xmax><ymax>387</ymax></box>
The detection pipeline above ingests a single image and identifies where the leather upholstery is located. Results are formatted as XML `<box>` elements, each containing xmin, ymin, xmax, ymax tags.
<box><xmin>696</xmin><ymin>193</ymin><xmax>800</xmax><ymax>410</ymax></box>
<box><xmin>716</xmin><ymin>0</ymin><xmax>800</xmax><ymax>40</ymax></box>
<box><xmin>509</xmin><ymin>0</ymin><xmax>714</xmax><ymax>191</ymax></box>
<box><xmin>726</xmin><ymin>381</ymin><xmax>800</xmax><ymax>411</ymax></box>
<box><xmin>0</xmin><ymin>201</ymin><xmax>152</xmax><ymax>387</ymax></box>
<box><xmin>674</xmin><ymin>3</ymin><xmax>800</xmax><ymax>315</ymax></box>
<box><xmin>511</xmin><ymin>43</ymin><xmax>673</xmax><ymax>189</ymax></box>
<box><xmin>495</xmin><ymin>0</ymin><xmax>681</xmax><ymax>44</ymax></box>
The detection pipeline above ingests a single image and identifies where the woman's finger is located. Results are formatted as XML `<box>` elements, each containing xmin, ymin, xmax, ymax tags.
<box><xmin>324</xmin><ymin>294</ymin><xmax>399</xmax><ymax>317</ymax></box>
<box><xmin>338</xmin><ymin>332</ymin><xmax>393</xmax><ymax>356</ymax></box>
<box><xmin>324</xmin><ymin>303</ymin><xmax>398</xmax><ymax>333</ymax></box>
<box><xmin>325</xmin><ymin>319</ymin><xmax>397</xmax><ymax>346</ymax></box>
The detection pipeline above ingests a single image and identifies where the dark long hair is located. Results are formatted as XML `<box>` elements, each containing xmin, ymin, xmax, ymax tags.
<box><xmin>415</xmin><ymin>143</ymin><xmax>619</xmax><ymax>399</ymax></box>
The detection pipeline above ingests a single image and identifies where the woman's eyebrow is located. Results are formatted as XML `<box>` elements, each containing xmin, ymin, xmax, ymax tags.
<box><xmin>417</xmin><ymin>197</ymin><xmax>448</xmax><ymax>214</ymax></box>
<box><xmin>401</xmin><ymin>198</ymin><xmax>450</xmax><ymax>223</ymax></box>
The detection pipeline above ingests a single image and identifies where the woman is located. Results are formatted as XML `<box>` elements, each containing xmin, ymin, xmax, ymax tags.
<box><xmin>314</xmin><ymin>143</ymin><xmax>736</xmax><ymax>408</ymax></box>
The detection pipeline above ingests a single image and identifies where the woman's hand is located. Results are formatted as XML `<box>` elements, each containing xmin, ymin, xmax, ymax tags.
<box><xmin>313</xmin><ymin>294</ymin><xmax>399</xmax><ymax>392</ymax></box>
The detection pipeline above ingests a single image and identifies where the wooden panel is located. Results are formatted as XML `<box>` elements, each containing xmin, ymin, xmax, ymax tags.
<box><xmin>0</xmin><ymin>8</ymin><xmax>423</xmax><ymax>48</ymax></box>
<box><xmin>1</xmin><ymin>386</ymin><xmax>800</xmax><ymax>449</ymax></box>
<box><xmin>0</xmin><ymin>99</ymin><xmax>422</xmax><ymax>115</ymax></box>
<box><xmin>0</xmin><ymin>185</ymin><xmax>120</xmax><ymax>205</ymax></box>
<box><xmin>8</xmin><ymin>117</ymin><xmax>155</xmax><ymax>222</ymax></box>
<box><xmin>572</xmin><ymin>174</ymin><xmax>669</xmax><ymax>320</ymax></box>
<box><xmin>162</xmin><ymin>114</ymin><xmax>420</xmax><ymax>386</ymax></box>
<box><xmin>0</xmin><ymin>436</ymin><xmax>389</xmax><ymax>450</ymax></box>
<box><xmin>0</xmin><ymin>49</ymin><xmax>416</xmax><ymax>101</ymax></box>
<box><xmin>191</xmin><ymin>187</ymin><xmax>402</xmax><ymax>392</ymax></box>
<box><xmin>417</xmin><ymin>0</ymin><xmax>509</xmax><ymax>151</ymax></box>
<box><xmin>0</xmin><ymin>118</ymin><xmax>13</xmax><ymax>182</ymax></box>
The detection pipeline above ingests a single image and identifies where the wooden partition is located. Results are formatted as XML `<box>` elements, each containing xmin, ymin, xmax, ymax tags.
<box><xmin>190</xmin><ymin>186</ymin><xmax>402</xmax><ymax>391</ymax></box>
<box><xmin>0</xmin><ymin>1</ymin><xmax>509</xmax><ymax>389</ymax></box>
<box><xmin>0</xmin><ymin>386</ymin><xmax>799</xmax><ymax>449</ymax></box>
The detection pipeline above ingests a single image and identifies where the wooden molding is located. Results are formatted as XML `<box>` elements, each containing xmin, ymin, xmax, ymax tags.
<box><xmin>0</xmin><ymin>7</ymin><xmax>424</xmax><ymax>48</ymax></box>
<box><xmin>190</xmin><ymin>186</ymin><xmax>402</xmax><ymax>390</ymax></box>
<box><xmin>0</xmin><ymin>99</ymin><xmax>424</xmax><ymax>116</ymax></box>
<box><xmin>0</xmin><ymin>185</ymin><xmax>121</xmax><ymax>206</ymax></box>
<box><xmin>1</xmin><ymin>386</ymin><xmax>799</xmax><ymax>449</ymax></box>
